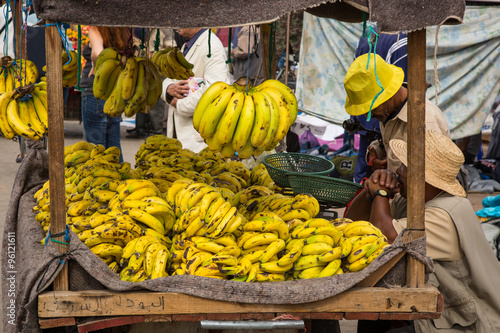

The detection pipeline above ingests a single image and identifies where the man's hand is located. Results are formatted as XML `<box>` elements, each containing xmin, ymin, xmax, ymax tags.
<box><xmin>364</xmin><ymin>169</ymin><xmax>399</xmax><ymax>198</ymax></box>
<box><xmin>166</xmin><ymin>80</ymin><xmax>189</xmax><ymax>99</ymax></box>
<box><xmin>367</xmin><ymin>146</ymin><xmax>387</xmax><ymax>170</ymax></box>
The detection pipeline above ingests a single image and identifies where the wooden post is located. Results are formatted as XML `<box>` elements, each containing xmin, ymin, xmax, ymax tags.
<box><xmin>45</xmin><ymin>21</ymin><xmax>69</xmax><ymax>290</ymax></box>
<box><xmin>405</xmin><ymin>29</ymin><xmax>427</xmax><ymax>288</ymax></box>
<box><xmin>284</xmin><ymin>14</ymin><xmax>291</xmax><ymax>86</ymax></box>
<box><xmin>260</xmin><ymin>23</ymin><xmax>275</xmax><ymax>80</ymax></box>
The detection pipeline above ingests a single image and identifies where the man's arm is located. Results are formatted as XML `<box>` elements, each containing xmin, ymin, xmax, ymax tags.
<box><xmin>365</xmin><ymin>169</ymin><xmax>399</xmax><ymax>243</ymax></box>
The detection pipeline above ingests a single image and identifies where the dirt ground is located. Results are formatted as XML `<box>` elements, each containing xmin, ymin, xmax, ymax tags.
<box><xmin>0</xmin><ymin>120</ymin><xmax>495</xmax><ymax>333</ymax></box>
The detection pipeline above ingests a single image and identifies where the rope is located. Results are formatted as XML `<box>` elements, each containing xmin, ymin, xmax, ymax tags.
<box><xmin>2</xmin><ymin>1</ymin><xmax>11</xmax><ymax>56</ymax></box>
<box><xmin>74</xmin><ymin>25</ymin><xmax>83</xmax><ymax>91</ymax></box>
<box><xmin>45</xmin><ymin>22</ymin><xmax>71</xmax><ymax>65</ymax></box>
<box><xmin>362</xmin><ymin>12</ymin><xmax>367</xmax><ymax>38</ymax></box>
<box><xmin>365</xmin><ymin>26</ymin><xmax>383</xmax><ymax>122</ymax></box>
<box><xmin>433</xmin><ymin>22</ymin><xmax>444</xmax><ymax>106</ymax></box>
<box><xmin>43</xmin><ymin>225</ymin><xmax>71</xmax><ymax>247</ymax></box>
<box><xmin>207</xmin><ymin>29</ymin><xmax>212</xmax><ymax>58</ymax></box>
<box><xmin>225</xmin><ymin>27</ymin><xmax>232</xmax><ymax>64</ymax></box>
<box><xmin>22</xmin><ymin>0</ymin><xmax>28</xmax><ymax>86</ymax></box>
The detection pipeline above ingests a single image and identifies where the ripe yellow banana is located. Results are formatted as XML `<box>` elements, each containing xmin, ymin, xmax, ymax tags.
<box><xmin>216</xmin><ymin>90</ymin><xmax>245</xmax><ymax>146</ymax></box>
<box><xmin>249</xmin><ymin>91</ymin><xmax>271</xmax><ymax>148</ymax></box>
<box><xmin>124</xmin><ymin>59</ymin><xmax>148</xmax><ymax>117</ymax></box>
<box><xmin>256</xmin><ymin>79</ymin><xmax>298</xmax><ymax>126</ymax></box>
<box><xmin>127</xmin><ymin>208</ymin><xmax>166</xmax><ymax>235</ymax></box>
<box><xmin>0</xmin><ymin>90</ymin><xmax>16</xmax><ymax>139</ymax></box>
<box><xmin>198</xmin><ymin>88</ymin><xmax>234</xmax><ymax>139</ymax></box>
<box><xmin>8</xmin><ymin>99</ymin><xmax>41</xmax><ymax>140</ymax></box>
<box><xmin>93</xmin><ymin>58</ymin><xmax>121</xmax><ymax>99</ymax></box>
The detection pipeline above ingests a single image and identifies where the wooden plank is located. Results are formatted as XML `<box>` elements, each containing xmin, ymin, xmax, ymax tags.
<box><xmin>77</xmin><ymin>316</ymin><xmax>145</xmax><ymax>333</ymax></box>
<box><xmin>405</xmin><ymin>29</ymin><xmax>427</xmax><ymax>288</ymax></box>
<box><xmin>45</xmin><ymin>21</ymin><xmax>68</xmax><ymax>291</ymax></box>
<box><xmin>38</xmin><ymin>286</ymin><xmax>441</xmax><ymax>318</ymax></box>
<box><xmin>241</xmin><ymin>313</ymin><xmax>276</xmax><ymax>320</ymax></box>
<box><xmin>355</xmin><ymin>251</ymin><xmax>406</xmax><ymax>287</ymax></box>
<box><xmin>38</xmin><ymin>317</ymin><xmax>76</xmax><ymax>329</ymax></box>
<box><xmin>344</xmin><ymin>312</ymin><xmax>379</xmax><ymax>320</ymax></box>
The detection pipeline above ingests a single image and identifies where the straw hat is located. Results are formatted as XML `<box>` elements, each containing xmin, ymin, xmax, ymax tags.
<box><xmin>344</xmin><ymin>53</ymin><xmax>404</xmax><ymax>116</ymax></box>
<box><xmin>389</xmin><ymin>130</ymin><xmax>466</xmax><ymax>197</ymax></box>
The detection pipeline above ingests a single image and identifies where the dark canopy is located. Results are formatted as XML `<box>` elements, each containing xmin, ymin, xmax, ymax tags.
<box><xmin>34</xmin><ymin>0</ymin><xmax>465</xmax><ymax>33</ymax></box>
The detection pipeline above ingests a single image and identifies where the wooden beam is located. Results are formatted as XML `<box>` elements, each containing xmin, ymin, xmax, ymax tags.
<box><xmin>260</xmin><ymin>23</ymin><xmax>276</xmax><ymax>80</ymax></box>
<box><xmin>38</xmin><ymin>286</ymin><xmax>441</xmax><ymax>318</ymax></box>
<box><xmin>45</xmin><ymin>21</ymin><xmax>68</xmax><ymax>291</ymax></box>
<box><xmin>405</xmin><ymin>29</ymin><xmax>427</xmax><ymax>288</ymax></box>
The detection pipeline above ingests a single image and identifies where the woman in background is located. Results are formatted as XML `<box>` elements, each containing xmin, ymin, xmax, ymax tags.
<box><xmin>80</xmin><ymin>26</ymin><xmax>131</xmax><ymax>163</ymax></box>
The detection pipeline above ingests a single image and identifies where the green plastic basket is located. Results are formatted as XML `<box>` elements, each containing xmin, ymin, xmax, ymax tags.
<box><xmin>288</xmin><ymin>173</ymin><xmax>363</xmax><ymax>207</ymax></box>
<box><xmin>262</xmin><ymin>153</ymin><xmax>335</xmax><ymax>188</ymax></box>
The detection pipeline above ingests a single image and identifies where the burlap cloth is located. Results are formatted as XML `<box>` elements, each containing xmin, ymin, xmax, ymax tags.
<box><xmin>1</xmin><ymin>143</ymin><xmax>434</xmax><ymax>333</ymax></box>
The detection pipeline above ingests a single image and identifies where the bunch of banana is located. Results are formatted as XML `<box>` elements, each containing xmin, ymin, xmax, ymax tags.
<box><xmin>119</xmin><ymin>235</ymin><xmax>170</xmax><ymax>281</ymax></box>
<box><xmin>247</xmin><ymin>163</ymin><xmax>276</xmax><ymax>190</ymax></box>
<box><xmin>34</xmin><ymin>181</ymin><xmax>51</xmax><ymax>232</ymax></box>
<box><xmin>234</xmin><ymin>212</ymin><xmax>291</xmax><ymax>281</ymax></box>
<box><xmin>151</xmin><ymin>47</ymin><xmax>194</xmax><ymax>80</ymax></box>
<box><xmin>61</xmin><ymin>50</ymin><xmax>79</xmax><ymax>87</ymax></box>
<box><xmin>0</xmin><ymin>56</ymin><xmax>39</xmax><ymax>93</ymax></box>
<box><xmin>169</xmin><ymin>181</ymin><xmax>246</xmax><ymax>239</ymax></box>
<box><xmin>340</xmin><ymin>220</ymin><xmax>390</xmax><ymax>272</ymax></box>
<box><xmin>0</xmin><ymin>81</ymin><xmax>47</xmax><ymax>140</ymax></box>
<box><xmin>93</xmin><ymin>48</ymin><xmax>163</xmax><ymax>118</ymax></box>
<box><xmin>193</xmin><ymin>79</ymin><xmax>298</xmax><ymax>158</ymax></box>
<box><xmin>107</xmin><ymin>179</ymin><xmax>175</xmax><ymax>237</ymax></box>
<box><xmin>283</xmin><ymin>218</ymin><xmax>346</xmax><ymax>279</ymax></box>
<box><xmin>169</xmin><ymin>235</ymin><xmax>249</xmax><ymax>280</ymax></box>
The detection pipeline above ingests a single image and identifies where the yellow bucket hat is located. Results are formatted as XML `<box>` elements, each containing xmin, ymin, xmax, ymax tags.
<box><xmin>344</xmin><ymin>53</ymin><xmax>404</xmax><ymax>116</ymax></box>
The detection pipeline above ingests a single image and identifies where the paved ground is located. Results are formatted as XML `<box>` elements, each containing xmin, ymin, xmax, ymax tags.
<box><xmin>0</xmin><ymin>121</ymin><xmax>494</xmax><ymax>332</ymax></box>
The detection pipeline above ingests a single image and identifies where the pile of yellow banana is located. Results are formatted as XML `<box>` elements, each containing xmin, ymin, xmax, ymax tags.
<box><xmin>92</xmin><ymin>48</ymin><xmax>163</xmax><ymax>118</ymax></box>
<box><xmin>193</xmin><ymin>79</ymin><xmax>298</xmax><ymax>158</ymax></box>
<box><xmin>34</xmin><ymin>137</ymin><xmax>391</xmax><ymax>282</ymax></box>
<box><xmin>0</xmin><ymin>56</ymin><xmax>38</xmax><ymax>93</ymax></box>
<box><xmin>0</xmin><ymin>82</ymin><xmax>47</xmax><ymax>140</ymax></box>
<box><xmin>151</xmin><ymin>47</ymin><xmax>194</xmax><ymax>80</ymax></box>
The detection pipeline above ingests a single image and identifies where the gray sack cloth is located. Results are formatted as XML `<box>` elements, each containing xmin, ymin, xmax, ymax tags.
<box><xmin>2</xmin><ymin>143</ymin><xmax>433</xmax><ymax>333</ymax></box>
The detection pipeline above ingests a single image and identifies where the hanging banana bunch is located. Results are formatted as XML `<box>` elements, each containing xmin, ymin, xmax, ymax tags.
<box><xmin>0</xmin><ymin>56</ymin><xmax>39</xmax><ymax>93</ymax></box>
<box><xmin>193</xmin><ymin>78</ymin><xmax>298</xmax><ymax>158</ymax></box>
<box><xmin>92</xmin><ymin>47</ymin><xmax>163</xmax><ymax>118</ymax></box>
<box><xmin>151</xmin><ymin>47</ymin><xmax>195</xmax><ymax>80</ymax></box>
<box><xmin>0</xmin><ymin>81</ymin><xmax>48</xmax><ymax>140</ymax></box>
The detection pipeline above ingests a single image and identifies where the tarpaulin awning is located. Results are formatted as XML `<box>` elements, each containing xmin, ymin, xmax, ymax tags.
<box><xmin>34</xmin><ymin>0</ymin><xmax>464</xmax><ymax>32</ymax></box>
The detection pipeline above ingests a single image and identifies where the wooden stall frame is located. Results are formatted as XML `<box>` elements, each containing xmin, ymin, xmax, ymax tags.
<box><xmin>38</xmin><ymin>9</ymin><xmax>435</xmax><ymax>331</ymax></box>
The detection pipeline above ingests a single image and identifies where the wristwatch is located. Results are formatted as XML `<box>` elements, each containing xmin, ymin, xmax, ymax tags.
<box><xmin>372</xmin><ymin>189</ymin><xmax>390</xmax><ymax>199</ymax></box>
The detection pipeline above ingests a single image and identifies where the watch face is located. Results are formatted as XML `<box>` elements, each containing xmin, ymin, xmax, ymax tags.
<box><xmin>379</xmin><ymin>189</ymin><xmax>388</xmax><ymax>196</ymax></box>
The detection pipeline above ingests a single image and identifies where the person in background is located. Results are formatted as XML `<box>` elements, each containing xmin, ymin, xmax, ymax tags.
<box><xmin>162</xmin><ymin>28</ymin><xmax>230</xmax><ymax>153</ymax></box>
<box><xmin>80</xmin><ymin>26</ymin><xmax>131</xmax><ymax>163</ymax></box>
<box><xmin>352</xmin><ymin>27</ymin><xmax>408</xmax><ymax>183</ymax></box>
<box><xmin>345</xmin><ymin>130</ymin><xmax>500</xmax><ymax>333</ymax></box>
<box><xmin>231</xmin><ymin>25</ymin><xmax>262</xmax><ymax>84</ymax></box>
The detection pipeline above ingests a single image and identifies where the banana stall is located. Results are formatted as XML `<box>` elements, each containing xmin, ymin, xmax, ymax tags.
<box><xmin>1</xmin><ymin>0</ymin><xmax>466</xmax><ymax>332</ymax></box>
